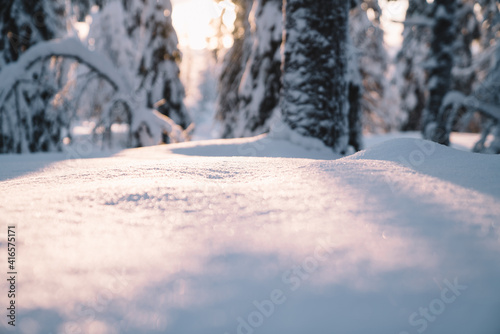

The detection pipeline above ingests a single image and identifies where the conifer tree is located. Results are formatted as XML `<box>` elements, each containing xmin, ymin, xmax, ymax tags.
<box><xmin>86</xmin><ymin>0</ymin><xmax>190</xmax><ymax>129</ymax></box>
<box><xmin>281</xmin><ymin>0</ymin><xmax>350</xmax><ymax>153</ymax></box>
<box><xmin>233</xmin><ymin>0</ymin><xmax>283</xmax><ymax>138</ymax></box>
<box><xmin>215</xmin><ymin>0</ymin><xmax>253</xmax><ymax>138</ymax></box>
<box><xmin>421</xmin><ymin>0</ymin><xmax>457</xmax><ymax>144</ymax></box>
<box><xmin>0</xmin><ymin>0</ymin><xmax>67</xmax><ymax>70</ymax></box>
<box><xmin>394</xmin><ymin>0</ymin><xmax>431</xmax><ymax>131</ymax></box>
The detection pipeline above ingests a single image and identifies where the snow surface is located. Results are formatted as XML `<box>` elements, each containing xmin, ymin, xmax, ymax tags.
<box><xmin>0</xmin><ymin>134</ymin><xmax>499</xmax><ymax>334</ymax></box>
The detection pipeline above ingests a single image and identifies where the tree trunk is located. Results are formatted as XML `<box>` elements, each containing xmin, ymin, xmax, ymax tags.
<box><xmin>421</xmin><ymin>0</ymin><xmax>457</xmax><ymax>145</ymax></box>
<box><xmin>281</xmin><ymin>0</ymin><xmax>350</xmax><ymax>154</ymax></box>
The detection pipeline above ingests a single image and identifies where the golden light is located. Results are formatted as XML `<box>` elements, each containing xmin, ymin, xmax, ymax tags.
<box><xmin>379</xmin><ymin>0</ymin><xmax>408</xmax><ymax>49</ymax></box>
<box><xmin>172</xmin><ymin>0</ymin><xmax>237</xmax><ymax>50</ymax></box>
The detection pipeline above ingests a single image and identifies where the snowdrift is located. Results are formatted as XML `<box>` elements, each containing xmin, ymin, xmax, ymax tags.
<box><xmin>121</xmin><ymin>133</ymin><xmax>340</xmax><ymax>160</ymax></box>
<box><xmin>0</xmin><ymin>136</ymin><xmax>499</xmax><ymax>333</ymax></box>
<box><xmin>346</xmin><ymin>138</ymin><xmax>500</xmax><ymax>197</ymax></box>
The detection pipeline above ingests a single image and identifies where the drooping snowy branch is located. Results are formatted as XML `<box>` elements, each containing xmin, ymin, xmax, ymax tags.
<box><xmin>0</xmin><ymin>38</ymin><xmax>189</xmax><ymax>153</ymax></box>
<box><xmin>0</xmin><ymin>38</ymin><xmax>130</xmax><ymax>105</ymax></box>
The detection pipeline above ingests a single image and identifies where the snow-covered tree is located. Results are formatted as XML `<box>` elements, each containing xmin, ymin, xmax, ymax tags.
<box><xmin>347</xmin><ymin>38</ymin><xmax>363</xmax><ymax>152</ymax></box>
<box><xmin>215</xmin><ymin>0</ymin><xmax>253</xmax><ymax>138</ymax></box>
<box><xmin>472</xmin><ymin>44</ymin><xmax>500</xmax><ymax>153</ymax></box>
<box><xmin>0</xmin><ymin>38</ymin><xmax>190</xmax><ymax>153</ymax></box>
<box><xmin>134</xmin><ymin>0</ymin><xmax>189</xmax><ymax>128</ymax></box>
<box><xmin>467</xmin><ymin>1</ymin><xmax>500</xmax><ymax>153</ymax></box>
<box><xmin>216</xmin><ymin>0</ymin><xmax>380</xmax><ymax>146</ymax></box>
<box><xmin>451</xmin><ymin>1</ymin><xmax>480</xmax><ymax>95</ymax></box>
<box><xmin>0</xmin><ymin>0</ymin><xmax>70</xmax><ymax>153</ymax></box>
<box><xmin>393</xmin><ymin>0</ymin><xmax>431</xmax><ymax>131</ymax></box>
<box><xmin>80</xmin><ymin>1</ymin><xmax>135</xmax><ymax>123</ymax></box>
<box><xmin>281</xmin><ymin>0</ymin><xmax>350</xmax><ymax>153</ymax></box>
<box><xmin>476</xmin><ymin>0</ymin><xmax>500</xmax><ymax>51</ymax></box>
<box><xmin>0</xmin><ymin>0</ymin><xmax>191</xmax><ymax>153</ymax></box>
<box><xmin>430</xmin><ymin>0</ymin><xmax>479</xmax><ymax>135</ymax></box>
<box><xmin>395</xmin><ymin>0</ymin><xmax>483</xmax><ymax>136</ymax></box>
<box><xmin>227</xmin><ymin>0</ymin><xmax>283</xmax><ymax>138</ymax></box>
<box><xmin>0</xmin><ymin>0</ymin><xmax>67</xmax><ymax>70</ymax></box>
<box><xmin>473</xmin><ymin>0</ymin><xmax>500</xmax><ymax>93</ymax></box>
<box><xmin>351</xmin><ymin>0</ymin><xmax>397</xmax><ymax>133</ymax></box>
<box><xmin>421</xmin><ymin>0</ymin><xmax>458</xmax><ymax>145</ymax></box>
<box><xmin>427</xmin><ymin>0</ymin><xmax>500</xmax><ymax>153</ymax></box>
<box><xmin>87</xmin><ymin>2</ymin><xmax>135</xmax><ymax>71</ymax></box>
<box><xmin>84</xmin><ymin>0</ymin><xmax>190</xmax><ymax>138</ymax></box>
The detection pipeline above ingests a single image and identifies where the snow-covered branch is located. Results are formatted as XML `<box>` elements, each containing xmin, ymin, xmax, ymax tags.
<box><xmin>0</xmin><ymin>38</ymin><xmax>189</xmax><ymax>154</ymax></box>
<box><xmin>440</xmin><ymin>90</ymin><xmax>500</xmax><ymax>153</ymax></box>
<box><xmin>0</xmin><ymin>38</ymin><xmax>129</xmax><ymax>105</ymax></box>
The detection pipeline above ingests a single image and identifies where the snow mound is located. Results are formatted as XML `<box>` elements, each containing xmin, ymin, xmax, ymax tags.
<box><xmin>267</xmin><ymin>118</ymin><xmax>338</xmax><ymax>153</ymax></box>
<box><xmin>345</xmin><ymin>138</ymin><xmax>500</xmax><ymax>197</ymax></box>
<box><xmin>349</xmin><ymin>138</ymin><xmax>473</xmax><ymax>162</ymax></box>
<box><xmin>139</xmin><ymin>133</ymin><xmax>341</xmax><ymax>160</ymax></box>
<box><xmin>1</xmin><ymin>135</ymin><xmax>499</xmax><ymax>334</ymax></box>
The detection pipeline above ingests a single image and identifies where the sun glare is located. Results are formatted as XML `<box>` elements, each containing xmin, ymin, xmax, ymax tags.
<box><xmin>170</xmin><ymin>0</ymin><xmax>405</xmax><ymax>52</ymax></box>
<box><xmin>75</xmin><ymin>0</ymin><xmax>402</xmax><ymax>53</ymax></box>
<box><xmin>172</xmin><ymin>0</ymin><xmax>237</xmax><ymax>50</ymax></box>
<box><xmin>379</xmin><ymin>0</ymin><xmax>408</xmax><ymax>50</ymax></box>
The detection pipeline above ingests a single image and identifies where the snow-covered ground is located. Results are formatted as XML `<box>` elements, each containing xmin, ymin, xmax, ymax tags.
<box><xmin>0</xmin><ymin>133</ymin><xmax>499</xmax><ymax>334</ymax></box>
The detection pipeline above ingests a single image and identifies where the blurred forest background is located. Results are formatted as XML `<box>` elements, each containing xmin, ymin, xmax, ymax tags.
<box><xmin>0</xmin><ymin>0</ymin><xmax>499</xmax><ymax>154</ymax></box>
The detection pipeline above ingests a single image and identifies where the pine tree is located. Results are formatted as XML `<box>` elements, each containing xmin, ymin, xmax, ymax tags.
<box><xmin>428</xmin><ymin>0</ymin><xmax>500</xmax><ymax>153</ymax></box>
<box><xmin>470</xmin><ymin>0</ymin><xmax>500</xmax><ymax>153</ymax></box>
<box><xmin>451</xmin><ymin>1</ymin><xmax>480</xmax><ymax>95</ymax></box>
<box><xmin>86</xmin><ymin>0</ymin><xmax>190</xmax><ymax>130</ymax></box>
<box><xmin>394</xmin><ymin>0</ymin><xmax>431</xmax><ymax>131</ymax></box>
<box><xmin>80</xmin><ymin>0</ymin><xmax>135</xmax><ymax>126</ymax></box>
<box><xmin>0</xmin><ymin>0</ymin><xmax>69</xmax><ymax>153</ymax></box>
<box><xmin>233</xmin><ymin>0</ymin><xmax>283</xmax><ymax>138</ymax></box>
<box><xmin>474</xmin><ymin>0</ymin><xmax>500</xmax><ymax>91</ymax></box>
<box><xmin>347</xmin><ymin>35</ymin><xmax>363</xmax><ymax>152</ymax></box>
<box><xmin>215</xmin><ymin>0</ymin><xmax>253</xmax><ymax>138</ymax></box>
<box><xmin>0</xmin><ymin>0</ymin><xmax>67</xmax><ymax>70</ymax></box>
<box><xmin>421</xmin><ymin>0</ymin><xmax>457</xmax><ymax>145</ymax></box>
<box><xmin>435</xmin><ymin>0</ymin><xmax>480</xmax><ymax>135</ymax></box>
<box><xmin>134</xmin><ymin>0</ymin><xmax>190</xmax><ymax>128</ymax></box>
<box><xmin>395</xmin><ymin>0</ymin><xmax>483</xmax><ymax>136</ymax></box>
<box><xmin>472</xmin><ymin>44</ymin><xmax>500</xmax><ymax>153</ymax></box>
<box><xmin>477</xmin><ymin>0</ymin><xmax>500</xmax><ymax>51</ymax></box>
<box><xmin>216</xmin><ymin>0</ymin><xmax>373</xmax><ymax>149</ymax></box>
<box><xmin>350</xmin><ymin>0</ymin><xmax>396</xmax><ymax>134</ymax></box>
<box><xmin>281</xmin><ymin>0</ymin><xmax>350</xmax><ymax>153</ymax></box>
<box><xmin>0</xmin><ymin>0</ymin><xmax>190</xmax><ymax>153</ymax></box>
